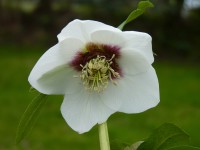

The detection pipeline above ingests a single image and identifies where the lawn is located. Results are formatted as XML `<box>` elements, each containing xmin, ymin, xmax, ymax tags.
<box><xmin>0</xmin><ymin>46</ymin><xmax>199</xmax><ymax>150</ymax></box>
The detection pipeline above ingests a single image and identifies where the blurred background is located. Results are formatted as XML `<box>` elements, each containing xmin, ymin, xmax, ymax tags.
<box><xmin>0</xmin><ymin>0</ymin><xmax>200</xmax><ymax>149</ymax></box>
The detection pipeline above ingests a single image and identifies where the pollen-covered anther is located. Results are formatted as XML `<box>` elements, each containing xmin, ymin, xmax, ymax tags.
<box><xmin>80</xmin><ymin>55</ymin><xmax>120</xmax><ymax>92</ymax></box>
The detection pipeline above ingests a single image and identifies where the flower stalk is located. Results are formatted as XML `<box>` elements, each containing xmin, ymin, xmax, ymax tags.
<box><xmin>99</xmin><ymin>122</ymin><xmax>110</xmax><ymax>150</ymax></box>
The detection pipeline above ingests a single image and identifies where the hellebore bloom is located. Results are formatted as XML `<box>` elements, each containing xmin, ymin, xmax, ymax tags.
<box><xmin>28</xmin><ymin>19</ymin><xmax>160</xmax><ymax>133</ymax></box>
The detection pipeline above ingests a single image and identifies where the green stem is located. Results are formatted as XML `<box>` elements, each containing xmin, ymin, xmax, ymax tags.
<box><xmin>98</xmin><ymin>122</ymin><xmax>110</xmax><ymax>150</ymax></box>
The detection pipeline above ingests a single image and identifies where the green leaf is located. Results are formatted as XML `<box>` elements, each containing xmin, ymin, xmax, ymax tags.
<box><xmin>16</xmin><ymin>93</ymin><xmax>48</xmax><ymax>144</ymax></box>
<box><xmin>118</xmin><ymin>1</ymin><xmax>154</xmax><ymax>30</ymax></box>
<box><xmin>137</xmin><ymin>123</ymin><xmax>190</xmax><ymax>150</ymax></box>
<box><xmin>167</xmin><ymin>146</ymin><xmax>200</xmax><ymax>150</ymax></box>
<box><xmin>110</xmin><ymin>140</ymin><xmax>130</xmax><ymax>150</ymax></box>
<box><xmin>124</xmin><ymin>141</ymin><xmax>144</xmax><ymax>150</ymax></box>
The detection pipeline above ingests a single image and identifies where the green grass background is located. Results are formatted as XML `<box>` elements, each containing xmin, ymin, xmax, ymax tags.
<box><xmin>0</xmin><ymin>46</ymin><xmax>199</xmax><ymax>150</ymax></box>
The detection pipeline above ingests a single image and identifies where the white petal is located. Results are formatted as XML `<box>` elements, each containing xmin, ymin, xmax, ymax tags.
<box><xmin>28</xmin><ymin>38</ymin><xmax>84</xmax><ymax>94</ymax></box>
<box><xmin>118</xmin><ymin>66</ymin><xmax>160</xmax><ymax>113</ymax></box>
<box><xmin>100</xmin><ymin>79</ymin><xmax>128</xmax><ymax>111</ymax></box>
<box><xmin>57</xmin><ymin>19</ymin><xmax>121</xmax><ymax>43</ymax></box>
<box><xmin>100</xmin><ymin>66</ymin><xmax>159</xmax><ymax>112</ymax></box>
<box><xmin>119</xmin><ymin>48</ymin><xmax>151</xmax><ymax>76</ymax></box>
<box><xmin>35</xmin><ymin>66</ymin><xmax>80</xmax><ymax>94</ymax></box>
<box><xmin>61</xmin><ymin>89</ymin><xmax>115</xmax><ymax>133</ymax></box>
<box><xmin>122</xmin><ymin>31</ymin><xmax>154</xmax><ymax>64</ymax></box>
<box><xmin>91</xmin><ymin>29</ymin><xmax>125</xmax><ymax>47</ymax></box>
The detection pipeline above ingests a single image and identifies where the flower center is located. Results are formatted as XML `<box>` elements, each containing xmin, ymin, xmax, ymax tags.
<box><xmin>70</xmin><ymin>42</ymin><xmax>122</xmax><ymax>93</ymax></box>
<box><xmin>80</xmin><ymin>55</ymin><xmax>120</xmax><ymax>92</ymax></box>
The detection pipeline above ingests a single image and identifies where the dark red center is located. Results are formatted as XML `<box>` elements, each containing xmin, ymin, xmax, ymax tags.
<box><xmin>69</xmin><ymin>42</ymin><xmax>122</xmax><ymax>76</ymax></box>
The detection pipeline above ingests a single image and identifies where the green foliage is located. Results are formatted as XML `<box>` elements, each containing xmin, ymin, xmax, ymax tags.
<box><xmin>118</xmin><ymin>1</ymin><xmax>154</xmax><ymax>30</ymax></box>
<box><xmin>123</xmin><ymin>123</ymin><xmax>200</xmax><ymax>150</ymax></box>
<box><xmin>137</xmin><ymin>123</ymin><xmax>190</xmax><ymax>150</ymax></box>
<box><xmin>125</xmin><ymin>145</ymin><xmax>200</xmax><ymax>150</ymax></box>
<box><xmin>110</xmin><ymin>140</ymin><xmax>130</xmax><ymax>150</ymax></box>
<box><xmin>16</xmin><ymin>93</ymin><xmax>48</xmax><ymax>144</ymax></box>
<box><xmin>167</xmin><ymin>146</ymin><xmax>200</xmax><ymax>150</ymax></box>
<box><xmin>124</xmin><ymin>141</ymin><xmax>143</xmax><ymax>150</ymax></box>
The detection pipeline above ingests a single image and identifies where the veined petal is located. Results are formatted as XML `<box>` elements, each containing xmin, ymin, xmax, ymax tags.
<box><xmin>57</xmin><ymin>19</ymin><xmax>121</xmax><ymax>43</ymax></box>
<box><xmin>118</xmin><ymin>66</ymin><xmax>160</xmax><ymax>113</ymax></box>
<box><xmin>61</xmin><ymin>89</ymin><xmax>115</xmax><ymax>133</ymax></box>
<box><xmin>119</xmin><ymin>48</ymin><xmax>151</xmax><ymax>76</ymax></box>
<box><xmin>28</xmin><ymin>38</ymin><xmax>84</xmax><ymax>94</ymax></box>
<box><xmin>91</xmin><ymin>29</ymin><xmax>125</xmax><ymax>47</ymax></box>
<box><xmin>122</xmin><ymin>31</ymin><xmax>154</xmax><ymax>64</ymax></box>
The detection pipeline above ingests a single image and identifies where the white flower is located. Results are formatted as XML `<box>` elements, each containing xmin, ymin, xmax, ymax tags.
<box><xmin>28</xmin><ymin>19</ymin><xmax>160</xmax><ymax>133</ymax></box>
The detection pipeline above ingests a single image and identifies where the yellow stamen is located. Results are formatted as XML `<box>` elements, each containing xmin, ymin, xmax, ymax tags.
<box><xmin>80</xmin><ymin>55</ymin><xmax>120</xmax><ymax>92</ymax></box>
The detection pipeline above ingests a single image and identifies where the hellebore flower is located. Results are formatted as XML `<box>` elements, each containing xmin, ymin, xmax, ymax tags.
<box><xmin>28</xmin><ymin>19</ymin><xmax>160</xmax><ymax>133</ymax></box>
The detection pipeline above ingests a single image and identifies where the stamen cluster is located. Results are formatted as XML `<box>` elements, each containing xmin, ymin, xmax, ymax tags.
<box><xmin>80</xmin><ymin>55</ymin><xmax>120</xmax><ymax>92</ymax></box>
